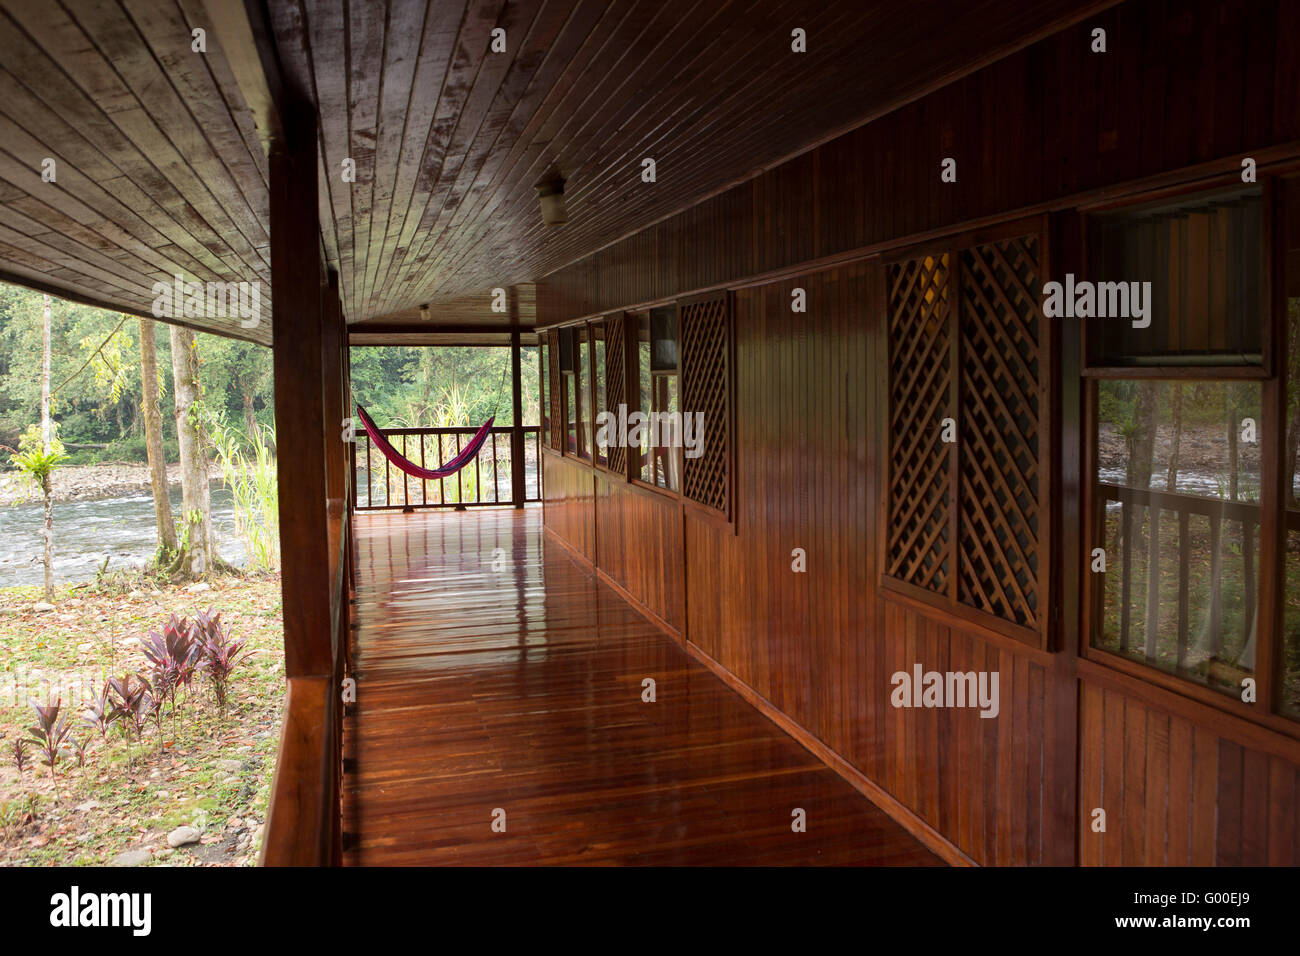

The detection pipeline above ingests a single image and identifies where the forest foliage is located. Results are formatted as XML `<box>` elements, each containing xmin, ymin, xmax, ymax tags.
<box><xmin>0</xmin><ymin>283</ymin><xmax>540</xmax><ymax>466</ymax></box>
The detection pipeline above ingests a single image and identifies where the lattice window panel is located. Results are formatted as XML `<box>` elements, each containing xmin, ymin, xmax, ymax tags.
<box><xmin>957</xmin><ymin>238</ymin><xmax>1041</xmax><ymax>627</ymax></box>
<box><xmin>604</xmin><ymin>314</ymin><xmax>628</xmax><ymax>477</ymax></box>
<box><xmin>680</xmin><ymin>294</ymin><xmax>730</xmax><ymax>516</ymax></box>
<box><xmin>547</xmin><ymin>329</ymin><xmax>563</xmax><ymax>450</ymax></box>
<box><xmin>886</xmin><ymin>254</ymin><xmax>952</xmax><ymax>594</ymax></box>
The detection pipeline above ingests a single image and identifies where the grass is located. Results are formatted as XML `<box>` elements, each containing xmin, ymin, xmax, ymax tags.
<box><xmin>0</xmin><ymin>572</ymin><xmax>284</xmax><ymax>866</ymax></box>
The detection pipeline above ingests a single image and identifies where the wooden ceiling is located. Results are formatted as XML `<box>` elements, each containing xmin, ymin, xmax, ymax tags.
<box><xmin>279</xmin><ymin>0</ymin><xmax>1111</xmax><ymax>331</ymax></box>
<box><xmin>0</xmin><ymin>0</ymin><xmax>1112</xmax><ymax>342</ymax></box>
<box><xmin>0</xmin><ymin>0</ymin><xmax>272</xmax><ymax>343</ymax></box>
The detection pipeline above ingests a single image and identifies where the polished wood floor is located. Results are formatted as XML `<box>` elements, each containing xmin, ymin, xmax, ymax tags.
<box><xmin>343</xmin><ymin>507</ymin><xmax>940</xmax><ymax>865</ymax></box>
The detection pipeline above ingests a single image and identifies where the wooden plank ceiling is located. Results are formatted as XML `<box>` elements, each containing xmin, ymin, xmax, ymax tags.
<box><xmin>279</xmin><ymin>0</ymin><xmax>1108</xmax><ymax>333</ymax></box>
<box><xmin>0</xmin><ymin>0</ymin><xmax>272</xmax><ymax>343</ymax></box>
<box><xmin>0</xmin><ymin>0</ymin><xmax>1109</xmax><ymax>342</ymax></box>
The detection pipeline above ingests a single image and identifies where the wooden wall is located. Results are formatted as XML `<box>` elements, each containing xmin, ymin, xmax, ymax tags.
<box><xmin>595</xmin><ymin>475</ymin><xmax>685</xmax><ymax>633</ymax></box>
<box><xmin>1079</xmin><ymin>678</ymin><xmax>1300</xmax><ymax>865</ymax></box>
<box><xmin>540</xmin><ymin>0</ymin><xmax>1300</xmax><ymax>866</ymax></box>
<box><xmin>542</xmin><ymin>453</ymin><xmax>594</xmax><ymax>564</ymax></box>
<box><xmin>539</xmin><ymin>0</ymin><xmax>1300</xmax><ymax>322</ymax></box>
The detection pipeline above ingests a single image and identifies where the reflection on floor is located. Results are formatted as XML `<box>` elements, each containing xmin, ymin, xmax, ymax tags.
<box><xmin>344</xmin><ymin>507</ymin><xmax>940</xmax><ymax>866</ymax></box>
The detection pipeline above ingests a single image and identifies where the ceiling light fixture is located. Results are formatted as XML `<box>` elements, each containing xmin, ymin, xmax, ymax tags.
<box><xmin>419</xmin><ymin>303</ymin><xmax>430</xmax><ymax>321</ymax></box>
<box><xmin>535</xmin><ymin>173</ymin><xmax>567</xmax><ymax>226</ymax></box>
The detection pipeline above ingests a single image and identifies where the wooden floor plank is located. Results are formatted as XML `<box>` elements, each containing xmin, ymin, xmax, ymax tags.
<box><xmin>343</xmin><ymin>507</ymin><xmax>940</xmax><ymax>866</ymax></box>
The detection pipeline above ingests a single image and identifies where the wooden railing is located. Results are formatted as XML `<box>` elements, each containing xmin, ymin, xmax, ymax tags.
<box><xmin>352</xmin><ymin>424</ymin><xmax>542</xmax><ymax>510</ymax></box>
<box><xmin>260</xmin><ymin>468</ymin><xmax>351</xmax><ymax>866</ymax></box>
<box><xmin>1097</xmin><ymin>481</ymin><xmax>1267</xmax><ymax>667</ymax></box>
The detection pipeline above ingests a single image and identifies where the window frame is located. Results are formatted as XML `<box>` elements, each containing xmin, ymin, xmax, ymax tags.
<box><xmin>629</xmin><ymin>305</ymin><xmax>683</xmax><ymax>495</ymax></box>
<box><xmin>878</xmin><ymin>215</ymin><xmax>1053</xmax><ymax>650</ymax></box>
<box><xmin>1078</xmin><ymin>173</ymin><xmax>1300</xmax><ymax>737</ymax></box>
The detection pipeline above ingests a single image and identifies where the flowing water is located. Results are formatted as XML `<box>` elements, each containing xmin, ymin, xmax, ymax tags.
<box><xmin>0</xmin><ymin>484</ymin><xmax>248</xmax><ymax>587</ymax></box>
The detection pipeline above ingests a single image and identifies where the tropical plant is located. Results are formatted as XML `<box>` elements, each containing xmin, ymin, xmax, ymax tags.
<box><xmin>83</xmin><ymin>682</ymin><xmax>120</xmax><ymax>738</ymax></box>
<box><xmin>10</xmin><ymin>738</ymin><xmax>27</xmax><ymax>781</ymax></box>
<box><xmin>206</xmin><ymin>409</ymin><xmax>280</xmax><ymax>571</ymax></box>
<box><xmin>107</xmin><ymin>673</ymin><xmax>152</xmax><ymax>742</ymax></box>
<box><xmin>69</xmin><ymin>736</ymin><xmax>91</xmax><ymax>768</ymax></box>
<box><xmin>141</xmin><ymin>614</ymin><xmax>202</xmax><ymax>711</ymax></box>
<box><xmin>27</xmin><ymin>699</ymin><xmax>72</xmax><ymax>780</ymax></box>
<box><xmin>193</xmin><ymin>608</ymin><xmax>248</xmax><ymax>713</ymax></box>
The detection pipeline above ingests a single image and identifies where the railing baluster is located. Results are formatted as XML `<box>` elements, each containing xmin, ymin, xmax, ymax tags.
<box><xmin>366</xmin><ymin>435</ymin><xmax>372</xmax><ymax>509</ymax></box>
<box><xmin>1120</xmin><ymin>500</ymin><xmax>1132</xmax><ymax>653</ymax></box>
<box><xmin>1243</xmin><ymin>518</ymin><xmax>1255</xmax><ymax>654</ymax></box>
<box><xmin>401</xmin><ymin>434</ymin><xmax>410</xmax><ymax>507</ymax></box>
<box><xmin>1144</xmin><ymin>505</ymin><xmax>1160</xmax><ymax>661</ymax></box>
<box><xmin>1177</xmin><ymin>510</ymin><xmax>1190</xmax><ymax>670</ymax></box>
<box><xmin>1209</xmin><ymin>502</ymin><xmax>1223</xmax><ymax>658</ymax></box>
<box><xmin>420</xmin><ymin>433</ymin><xmax>428</xmax><ymax>506</ymax></box>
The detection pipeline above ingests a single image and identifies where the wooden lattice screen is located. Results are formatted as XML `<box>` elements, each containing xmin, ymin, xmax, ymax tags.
<box><xmin>604</xmin><ymin>313</ymin><xmax>628</xmax><ymax>477</ymax></box>
<box><xmin>958</xmin><ymin>238</ymin><xmax>1041</xmax><ymax>628</ymax></box>
<box><xmin>547</xmin><ymin>329</ymin><xmax>562</xmax><ymax>450</ymax></box>
<box><xmin>885</xmin><ymin>232</ymin><xmax>1046</xmax><ymax>642</ymax></box>
<box><xmin>680</xmin><ymin>293</ymin><xmax>730</xmax><ymax>517</ymax></box>
<box><xmin>886</xmin><ymin>254</ymin><xmax>952</xmax><ymax>595</ymax></box>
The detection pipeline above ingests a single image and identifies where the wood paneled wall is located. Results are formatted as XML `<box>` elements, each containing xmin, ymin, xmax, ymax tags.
<box><xmin>595</xmin><ymin>475</ymin><xmax>685</xmax><ymax>633</ymax></box>
<box><xmin>539</xmin><ymin>0</ymin><xmax>1300</xmax><ymax>323</ymax></box>
<box><xmin>540</xmin><ymin>0</ymin><xmax>1300</xmax><ymax>866</ymax></box>
<box><xmin>542</xmin><ymin>453</ymin><xmax>593</xmax><ymax>564</ymax></box>
<box><xmin>1079</xmin><ymin>680</ymin><xmax>1300</xmax><ymax>865</ymax></box>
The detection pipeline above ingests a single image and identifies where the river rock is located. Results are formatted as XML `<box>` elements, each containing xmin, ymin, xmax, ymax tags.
<box><xmin>185</xmin><ymin>582</ymin><xmax>211</xmax><ymax>593</ymax></box>
<box><xmin>167</xmin><ymin>825</ymin><xmax>201</xmax><ymax>848</ymax></box>
<box><xmin>214</xmin><ymin>758</ymin><xmax>242</xmax><ymax>773</ymax></box>
<box><xmin>33</xmin><ymin>602</ymin><xmax>55</xmax><ymax>613</ymax></box>
<box><xmin>110</xmin><ymin>848</ymin><xmax>152</xmax><ymax>866</ymax></box>
<box><xmin>74</xmin><ymin>800</ymin><xmax>101</xmax><ymax>812</ymax></box>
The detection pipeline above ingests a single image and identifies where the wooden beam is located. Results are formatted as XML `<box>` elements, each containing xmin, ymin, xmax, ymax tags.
<box><xmin>0</xmin><ymin>267</ymin><xmax>268</xmax><ymax>346</ymax></box>
<box><xmin>268</xmin><ymin>98</ymin><xmax>331</xmax><ymax>679</ymax></box>
<box><xmin>200</xmin><ymin>0</ymin><xmax>284</xmax><ymax>153</ymax></box>
<box><xmin>510</xmin><ymin>326</ymin><xmax>525</xmax><ymax>507</ymax></box>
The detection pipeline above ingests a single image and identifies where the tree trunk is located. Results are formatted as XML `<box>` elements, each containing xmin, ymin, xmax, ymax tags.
<box><xmin>169</xmin><ymin>325</ymin><xmax>215</xmax><ymax>578</ymax></box>
<box><xmin>40</xmin><ymin>294</ymin><xmax>53</xmax><ymax>602</ymax></box>
<box><xmin>1127</xmin><ymin>381</ymin><xmax>1161</xmax><ymax>489</ymax></box>
<box><xmin>1228</xmin><ymin>400</ymin><xmax>1240</xmax><ymax>501</ymax></box>
<box><xmin>1166</xmin><ymin>384</ymin><xmax>1183</xmax><ymax>493</ymax></box>
<box><xmin>42</xmin><ymin>473</ymin><xmax>54</xmax><ymax>601</ymax></box>
<box><xmin>242</xmin><ymin>389</ymin><xmax>258</xmax><ymax>441</ymax></box>
<box><xmin>140</xmin><ymin>318</ymin><xmax>178</xmax><ymax>556</ymax></box>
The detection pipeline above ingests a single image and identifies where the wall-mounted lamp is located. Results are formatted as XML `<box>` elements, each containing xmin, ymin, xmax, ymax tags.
<box><xmin>419</xmin><ymin>303</ymin><xmax>430</xmax><ymax>321</ymax></box>
<box><xmin>535</xmin><ymin>174</ymin><xmax>568</xmax><ymax>226</ymax></box>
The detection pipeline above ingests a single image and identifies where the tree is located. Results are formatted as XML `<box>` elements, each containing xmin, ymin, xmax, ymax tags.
<box><xmin>38</xmin><ymin>294</ymin><xmax>55</xmax><ymax>601</ymax></box>
<box><xmin>140</xmin><ymin>318</ymin><xmax>178</xmax><ymax>559</ymax></box>
<box><xmin>168</xmin><ymin>325</ymin><xmax>218</xmax><ymax>579</ymax></box>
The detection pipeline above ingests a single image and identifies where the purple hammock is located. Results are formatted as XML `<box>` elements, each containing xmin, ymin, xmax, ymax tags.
<box><xmin>355</xmin><ymin>404</ymin><xmax>495</xmax><ymax>481</ymax></box>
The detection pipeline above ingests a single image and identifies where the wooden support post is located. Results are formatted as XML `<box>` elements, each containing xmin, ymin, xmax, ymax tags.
<box><xmin>270</xmin><ymin>102</ymin><xmax>330</xmax><ymax>679</ymax></box>
<box><xmin>511</xmin><ymin>326</ymin><xmax>526</xmax><ymax>507</ymax></box>
<box><xmin>262</xmin><ymin>96</ymin><xmax>340</xmax><ymax>866</ymax></box>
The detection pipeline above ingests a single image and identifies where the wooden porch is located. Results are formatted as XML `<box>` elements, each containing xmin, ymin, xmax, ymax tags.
<box><xmin>343</xmin><ymin>507</ymin><xmax>939</xmax><ymax>865</ymax></box>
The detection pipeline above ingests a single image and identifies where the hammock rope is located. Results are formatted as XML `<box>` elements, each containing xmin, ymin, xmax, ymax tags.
<box><xmin>355</xmin><ymin>403</ymin><xmax>494</xmax><ymax>481</ymax></box>
<box><xmin>354</xmin><ymin>354</ymin><xmax>513</xmax><ymax>482</ymax></box>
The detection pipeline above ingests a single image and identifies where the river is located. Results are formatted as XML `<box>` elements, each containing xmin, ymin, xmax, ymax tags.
<box><xmin>0</xmin><ymin>484</ymin><xmax>248</xmax><ymax>588</ymax></box>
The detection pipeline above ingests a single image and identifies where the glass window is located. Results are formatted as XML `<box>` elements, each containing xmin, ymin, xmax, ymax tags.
<box><xmin>540</xmin><ymin>341</ymin><xmax>550</xmax><ymax>443</ymax></box>
<box><xmin>1093</xmin><ymin>380</ymin><xmax>1263</xmax><ymax>698</ymax></box>
<box><xmin>565</xmin><ymin>367</ymin><xmax>577</xmax><ymax>456</ymax></box>
<box><xmin>637</xmin><ymin>314</ymin><xmax>652</xmax><ymax>482</ymax></box>
<box><xmin>577</xmin><ymin>327</ymin><xmax>591</xmax><ymax>459</ymax></box>
<box><xmin>1282</xmin><ymin>178</ymin><xmax>1300</xmax><ymax>718</ymax></box>
<box><xmin>1087</xmin><ymin>186</ymin><xmax>1264</xmax><ymax>367</ymax></box>
<box><xmin>593</xmin><ymin>323</ymin><xmax>607</xmax><ymax>466</ymax></box>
